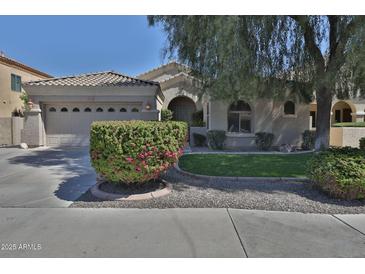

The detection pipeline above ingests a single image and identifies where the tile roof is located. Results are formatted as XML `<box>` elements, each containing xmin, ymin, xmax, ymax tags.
<box><xmin>0</xmin><ymin>54</ymin><xmax>52</xmax><ymax>78</ymax></box>
<box><xmin>24</xmin><ymin>71</ymin><xmax>159</xmax><ymax>87</ymax></box>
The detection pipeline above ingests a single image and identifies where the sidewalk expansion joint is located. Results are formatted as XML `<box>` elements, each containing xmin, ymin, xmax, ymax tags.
<box><xmin>331</xmin><ymin>214</ymin><xmax>365</xmax><ymax>237</ymax></box>
<box><xmin>226</xmin><ymin>208</ymin><xmax>249</xmax><ymax>258</ymax></box>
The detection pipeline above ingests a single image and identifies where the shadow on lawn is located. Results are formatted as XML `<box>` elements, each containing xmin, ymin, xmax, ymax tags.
<box><xmin>7</xmin><ymin>147</ymin><xmax>96</xmax><ymax>202</ymax></box>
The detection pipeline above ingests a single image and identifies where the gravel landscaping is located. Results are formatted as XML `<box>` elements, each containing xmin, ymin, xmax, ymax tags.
<box><xmin>70</xmin><ymin>167</ymin><xmax>365</xmax><ymax>214</ymax></box>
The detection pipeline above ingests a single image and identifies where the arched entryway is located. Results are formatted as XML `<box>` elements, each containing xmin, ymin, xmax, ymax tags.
<box><xmin>168</xmin><ymin>96</ymin><xmax>196</xmax><ymax>124</ymax></box>
<box><xmin>331</xmin><ymin>101</ymin><xmax>356</xmax><ymax>124</ymax></box>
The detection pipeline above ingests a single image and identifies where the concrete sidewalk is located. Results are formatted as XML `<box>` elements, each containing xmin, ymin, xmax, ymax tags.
<box><xmin>0</xmin><ymin>208</ymin><xmax>364</xmax><ymax>258</ymax></box>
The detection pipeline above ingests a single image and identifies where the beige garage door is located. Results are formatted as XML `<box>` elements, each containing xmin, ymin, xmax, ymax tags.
<box><xmin>45</xmin><ymin>103</ymin><xmax>143</xmax><ymax>146</ymax></box>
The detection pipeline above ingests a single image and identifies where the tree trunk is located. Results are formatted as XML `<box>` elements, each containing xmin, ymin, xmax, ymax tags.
<box><xmin>315</xmin><ymin>86</ymin><xmax>332</xmax><ymax>150</ymax></box>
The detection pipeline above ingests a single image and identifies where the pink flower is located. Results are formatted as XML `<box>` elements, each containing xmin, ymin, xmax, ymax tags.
<box><xmin>135</xmin><ymin>167</ymin><xmax>141</xmax><ymax>172</ymax></box>
<box><xmin>126</xmin><ymin>157</ymin><xmax>134</xmax><ymax>163</ymax></box>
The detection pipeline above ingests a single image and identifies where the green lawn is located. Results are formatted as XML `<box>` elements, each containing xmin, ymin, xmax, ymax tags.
<box><xmin>178</xmin><ymin>153</ymin><xmax>313</xmax><ymax>178</ymax></box>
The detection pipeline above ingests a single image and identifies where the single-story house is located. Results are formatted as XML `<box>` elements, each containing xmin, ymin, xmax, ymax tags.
<box><xmin>22</xmin><ymin>62</ymin><xmax>365</xmax><ymax>148</ymax></box>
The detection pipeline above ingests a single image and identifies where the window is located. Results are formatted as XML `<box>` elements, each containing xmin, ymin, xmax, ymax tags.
<box><xmin>49</xmin><ymin>107</ymin><xmax>56</xmax><ymax>112</ymax></box>
<box><xmin>108</xmin><ymin>107</ymin><xmax>115</xmax><ymax>112</ymax></box>
<box><xmin>227</xmin><ymin>100</ymin><xmax>252</xmax><ymax>133</ymax></box>
<box><xmin>60</xmin><ymin>107</ymin><xmax>68</xmax><ymax>112</ymax></box>
<box><xmin>310</xmin><ymin>111</ymin><xmax>316</xmax><ymax>128</ymax></box>
<box><xmin>96</xmin><ymin>107</ymin><xmax>103</xmax><ymax>112</ymax></box>
<box><xmin>131</xmin><ymin>107</ymin><xmax>139</xmax><ymax>112</ymax></box>
<box><xmin>72</xmin><ymin>107</ymin><xmax>80</xmax><ymax>112</ymax></box>
<box><xmin>120</xmin><ymin>108</ymin><xmax>127</xmax><ymax>112</ymax></box>
<box><xmin>84</xmin><ymin>107</ymin><xmax>91</xmax><ymax>112</ymax></box>
<box><xmin>11</xmin><ymin>74</ymin><xmax>22</xmax><ymax>92</ymax></box>
<box><xmin>284</xmin><ymin>101</ymin><xmax>295</xmax><ymax>115</ymax></box>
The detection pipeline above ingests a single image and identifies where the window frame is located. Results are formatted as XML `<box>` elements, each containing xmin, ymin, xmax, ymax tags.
<box><xmin>283</xmin><ymin>101</ymin><xmax>296</xmax><ymax>117</ymax></box>
<box><xmin>227</xmin><ymin>100</ymin><xmax>252</xmax><ymax>134</ymax></box>
<box><xmin>11</xmin><ymin>74</ymin><xmax>22</xmax><ymax>92</ymax></box>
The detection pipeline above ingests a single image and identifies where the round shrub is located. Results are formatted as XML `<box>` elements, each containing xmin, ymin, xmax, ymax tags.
<box><xmin>207</xmin><ymin>130</ymin><xmax>226</xmax><ymax>150</ymax></box>
<box><xmin>360</xmin><ymin>137</ymin><xmax>365</xmax><ymax>150</ymax></box>
<box><xmin>90</xmin><ymin>120</ymin><xmax>188</xmax><ymax>184</ymax></box>
<box><xmin>193</xmin><ymin>133</ymin><xmax>206</xmax><ymax>146</ymax></box>
<box><xmin>307</xmin><ymin>147</ymin><xmax>365</xmax><ymax>200</ymax></box>
<box><xmin>161</xmin><ymin>109</ymin><xmax>173</xmax><ymax>121</ymax></box>
<box><xmin>255</xmin><ymin>132</ymin><xmax>274</xmax><ymax>151</ymax></box>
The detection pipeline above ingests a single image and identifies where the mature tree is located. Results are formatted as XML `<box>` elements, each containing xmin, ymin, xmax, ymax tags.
<box><xmin>148</xmin><ymin>16</ymin><xmax>365</xmax><ymax>150</ymax></box>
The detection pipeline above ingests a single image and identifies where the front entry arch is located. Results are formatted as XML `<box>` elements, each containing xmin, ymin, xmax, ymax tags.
<box><xmin>167</xmin><ymin>96</ymin><xmax>196</xmax><ymax>124</ymax></box>
<box><xmin>331</xmin><ymin>101</ymin><xmax>356</xmax><ymax>124</ymax></box>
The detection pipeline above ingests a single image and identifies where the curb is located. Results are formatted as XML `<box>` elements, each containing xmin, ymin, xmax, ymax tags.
<box><xmin>90</xmin><ymin>180</ymin><xmax>172</xmax><ymax>201</ymax></box>
<box><xmin>174</xmin><ymin>164</ymin><xmax>310</xmax><ymax>183</ymax></box>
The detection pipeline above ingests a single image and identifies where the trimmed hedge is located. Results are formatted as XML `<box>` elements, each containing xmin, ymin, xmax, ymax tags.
<box><xmin>307</xmin><ymin>147</ymin><xmax>365</xmax><ymax>200</ymax></box>
<box><xmin>360</xmin><ymin>137</ymin><xmax>365</xmax><ymax>150</ymax></box>
<box><xmin>90</xmin><ymin>120</ymin><xmax>188</xmax><ymax>184</ymax></box>
<box><xmin>332</xmin><ymin>122</ymin><xmax>365</xmax><ymax>127</ymax></box>
<box><xmin>193</xmin><ymin>133</ymin><xmax>206</xmax><ymax>146</ymax></box>
<box><xmin>255</xmin><ymin>132</ymin><xmax>274</xmax><ymax>151</ymax></box>
<box><xmin>207</xmin><ymin>130</ymin><xmax>226</xmax><ymax>150</ymax></box>
<box><xmin>161</xmin><ymin>109</ymin><xmax>173</xmax><ymax>121</ymax></box>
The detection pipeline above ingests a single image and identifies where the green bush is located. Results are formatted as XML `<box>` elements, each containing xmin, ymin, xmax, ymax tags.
<box><xmin>193</xmin><ymin>133</ymin><xmax>206</xmax><ymax>146</ymax></box>
<box><xmin>191</xmin><ymin>110</ymin><xmax>205</xmax><ymax>127</ymax></box>
<box><xmin>207</xmin><ymin>130</ymin><xmax>226</xmax><ymax>150</ymax></box>
<box><xmin>360</xmin><ymin>137</ymin><xmax>365</xmax><ymax>150</ymax></box>
<box><xmin>302</xmin><ymin>130</ymin><xmax>316</xmax><ymax>150</ymax></box>
<box><xmin>255</xmin><ymin>132</ymin><xmax>274</xmax><ymax>151</ymax></box>
<box><xmin>307</xmin><ymin>147</ymin><xmax>365</xmax><ymax>200</ymax></box>
<box><xmin>161</xmin><ymin>109</ymin><xmax>173</xmax><ymax>121</ymax></box>
<box><xmin>90</xmin><ymin>120</ymin><xmax>188</xmax><ymax>184</ymax></box>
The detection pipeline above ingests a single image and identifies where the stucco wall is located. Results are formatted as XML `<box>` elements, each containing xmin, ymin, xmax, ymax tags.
<box><xmin>0</xmin><ymin>117</ymin><xmax>12</xmax><ymax>145</ymax></box>
<box><xmin>209</xmin><ymin>98</ymin><xmax>310</xmax><ymax>148</ymax></box>
<box><xmin>272</xmin><ymin>101</ymin><xmax>310</xmax><ymax>146</ymax></box>
<box><xmin>0</xmin><ymin>62</ymin><xmax>47</xmax><ymax>118</ymax></box>
<box><xmin>330</xmin><ymin>127</ymin><xmax>365</xmax><ymax>148</ymax></box>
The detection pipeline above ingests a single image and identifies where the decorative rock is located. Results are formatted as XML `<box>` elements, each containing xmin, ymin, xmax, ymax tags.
<box><xmin>20</xmin><ymin>143</ymin><xmax>28</xmax><ymax>149</ymax></box>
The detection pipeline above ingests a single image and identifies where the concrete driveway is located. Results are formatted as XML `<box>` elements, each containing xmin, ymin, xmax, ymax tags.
<box><xmin>0</xmin><ymin>146</ymin><xmax>96</xmax><ymax>207</ymax></box>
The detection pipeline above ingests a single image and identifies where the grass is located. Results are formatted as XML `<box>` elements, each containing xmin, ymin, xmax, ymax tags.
<box><xmin>332</xmin><ymin>122</ymin><xmax>365</xmax><ymax>127</ymax></box>
<box><xmin>178</xmin><ymin>153</ymin><xmax>314</xmax><ymax>178</ymax></box>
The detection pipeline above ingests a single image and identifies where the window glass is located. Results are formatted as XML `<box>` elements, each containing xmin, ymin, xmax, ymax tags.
<box><xmin>108</xmin><ymin>108</ymin><xmax>115</xmax><ymax>112</ymax></box>
<box><xmin>131</xmin><ymin>108</ymin><xmax>139</xmax><ymax>112</ymax></box>
<box><xmin>11</xmin><ymin>74</ymin><xmax>22</xmax><ymax>92</ymax></box>
<box><xmin>72</xmin><ymin>107</ymin><xmax>80</xmax><ymax>112</ymax></box>
<box><xmin>284</xmin><ymin>101</ymin><xmax>295</xmax><ymax>115</ymax></box>
<box><xmin>228</xmin><ymin>113</ymin><xmax>240</xmax><ymax>132</ymax></box>
<box><xmin>60</xmin><ymin>107</ymin><xmax>68</xmax><ymax>112</ymax></box>
<box><xmin>240</xmin><ymin>118</ymin><xmax>251</xmax><ymax>133</ymax></box>
<box><xmin>120</xmin><ymin>108</ymin><xmax>127</xmax><ymax>112</ymax></box>
<box><xmin>84</xmin><ymin>107</ymin><xmax>91</xmax><ymax>112</ymax></box>
<box><xmin>49</xmin><ymin>107</ymin><xmax>56</xmax><ymax>112</ymax></box>
<box><xmin>96</xmin><ymin>107</ymin><xmax>103</xmax><ymax>112</ymax></box>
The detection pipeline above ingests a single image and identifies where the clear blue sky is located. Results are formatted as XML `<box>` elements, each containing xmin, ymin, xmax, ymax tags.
<box><xmin>0</xmin><ymin>16</ymin><xmax>168</xmax><ymax>77</ymax></box>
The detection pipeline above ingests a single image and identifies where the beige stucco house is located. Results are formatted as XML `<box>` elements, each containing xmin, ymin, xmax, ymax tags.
<box><xmin>0</xmin><ymin>53</ymin><xmax>51</xmax><ymax>145</ymax></box>
<box><xmin>21</xmin><ymin>61</ymin><xmax>365</xmax><ymax>148</ymax></box>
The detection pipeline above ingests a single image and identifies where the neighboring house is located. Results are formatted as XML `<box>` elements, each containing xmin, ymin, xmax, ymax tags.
<box><xmin>0</xmin><ymin>53</ymin><xmax>51</xmax><ymax>145</ymax></box>
<box><xmin>22</xmin><ymin>61</ymin><xmax>365</xmax><ymax>148</ymax></box>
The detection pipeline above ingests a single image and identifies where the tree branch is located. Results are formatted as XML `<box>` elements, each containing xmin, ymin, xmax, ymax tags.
<box><xmin>290</xmin><ymin>15</ymin><xmax>325</xmax><ymax>73</ymax></box>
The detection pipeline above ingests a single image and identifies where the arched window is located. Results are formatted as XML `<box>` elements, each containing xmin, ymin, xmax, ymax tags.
<box><xmin>131</xmin><ymin>107</ymin><xmax>139</xmax><ymax>112</ymax></box>
<box><xmin>228</xmin><ymin>100</ymin><xmax>252</xmax><ymax>133</ymax></box>
<box><xmin>84</xmin><ymin>107</ymin><xmax>91</xmax><ymax>112</ymax></box>
<box><xmin>284</xmin><ymin>101</ymin><xmax>295</xmax><ymax>115</ymax></box>
<box><xmin>60</xmin><ymin>107</ymin><xmax>68</xmax><ymax>112</ymax></box>
<box><xmin>120</xmin><ymin>107</ymin><xmax>127</xmax><ymax>112</ymax></box>
<box><xmin>108</xmin><ymin>107</ymin><xmax>115</xmax><ymax>112</ymax></box>
<box><xmin>49</xmin><ymin>107</ymin><xmax>56</xmax><ymax>112</ymax></box>
<box><xmin>96</xmin><ymin>107</ymin><xmax>103</xmax><ymax>112</ymax></box>
<box><xmin>72</xmin><ymin>107</ymin><xmax>80</xmax><ymax>112</ymax></box>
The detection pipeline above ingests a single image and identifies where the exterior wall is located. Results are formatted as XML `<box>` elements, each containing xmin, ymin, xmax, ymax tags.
<box><xmin>0</xmin><ymin>62</ymin><xmax>48</xmax><ymax>118</ymax></box>
<box><xmin>12</xmin><ymin>116</ymin><xmax>24</xmax><ymax>145</ymax></box>
<box><xmin>330</xmin><ymin>127</ymin><xmax>365</xmax><ymax>148</ymax></box>
<box><xmin>272</xmin><ymin>101</ymin><xmax>310</xmax><ymax>146</ymax></box>
<box><xmin>0</xmin><ymin>117</ymin><xmax>12</xmax><ymax>145</ymax></box>
<box><xmin>209</xmin><ymin>98</ymin><xmax>310</xmax><ymax>148</ymax></box>
<box><xmin>162</xmin><ymin>86</ymin><xmax>202</xmax><ymax>110</ymax></box>
<box><xmin>190</xmin><ymin>126</ymin><xmax>207</xmax><ymax>146</ymax></box>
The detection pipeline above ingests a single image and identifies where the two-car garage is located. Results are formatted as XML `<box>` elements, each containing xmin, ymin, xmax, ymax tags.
<box><xmin>22</xmin><ymin>71</ymin><xmax>164</xmax><ymax>147</ymax></box>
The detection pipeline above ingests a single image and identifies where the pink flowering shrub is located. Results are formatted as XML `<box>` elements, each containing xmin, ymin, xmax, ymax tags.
<box><xmin>90</xmin><ymin>120</ymin><xmax>188</xmax><ymax>184</ymax></box>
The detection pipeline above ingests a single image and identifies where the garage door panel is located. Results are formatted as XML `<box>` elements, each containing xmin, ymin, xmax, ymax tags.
<box><xmin>45</xmin><ymin>103</ymin><xmax>142</xmax><ymax>146</ymax></box>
